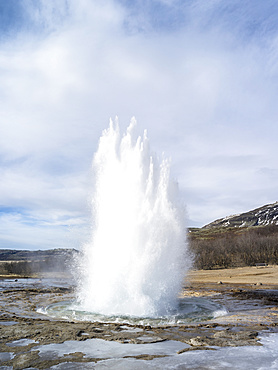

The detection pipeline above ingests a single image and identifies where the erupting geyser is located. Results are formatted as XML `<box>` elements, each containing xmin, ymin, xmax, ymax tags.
<box><xmin>76</xmin><ymin>118</ymin><xmax>191</xmax><ymax>318</ymax></box>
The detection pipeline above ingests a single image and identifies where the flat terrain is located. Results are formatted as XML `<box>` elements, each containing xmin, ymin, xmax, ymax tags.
<box><xmin>0</xmin><ymin>270</ymin><xmax>277</xmax><ymax>368</ymax></box>
<box><xmin>188</xmin><ymin>265</ymin><xmax>278</xmax><ymax>288</ymax></box>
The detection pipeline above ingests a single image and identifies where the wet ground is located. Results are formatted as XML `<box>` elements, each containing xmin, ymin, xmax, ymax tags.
<box><xmin>0</xmin><ymin>277</ymin><xmax>277</xmax><ymax>369</ymax></box>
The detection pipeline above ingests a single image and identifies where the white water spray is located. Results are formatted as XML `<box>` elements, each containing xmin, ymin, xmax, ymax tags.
<box><xmin>77</xmin><ymin>118</ymin><xmax>190</xmax><ymax>317</ymax></box>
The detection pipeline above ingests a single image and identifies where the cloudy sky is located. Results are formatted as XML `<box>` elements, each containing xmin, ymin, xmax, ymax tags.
<box><xmin>1</xmin><ymin>0</ymin><xmax>278</xmax><ymax>250</ymax></box>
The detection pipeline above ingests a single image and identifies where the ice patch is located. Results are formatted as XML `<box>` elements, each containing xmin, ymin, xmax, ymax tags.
<box><xmin>33</xmin><ymin>338</ymin><xmax>188</xmax><ymax>360</ymax></box>
<box><xmin>213</xmin><ymin>308</ymin><xmax>229</xmax><ymax>318</ymax></box>
<box><xmin>6</xmin><ymin>338</ymin><xmax>38</xmax><ymax>347</ymax></box>
<box><xmin>44</xmin><ymin>333</ymin><xmax>278</xmax><ymax>369</ymax></box>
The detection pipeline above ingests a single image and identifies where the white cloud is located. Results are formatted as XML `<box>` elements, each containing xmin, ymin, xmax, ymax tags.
<box><xmin>1</xmin><ymin>0</ymin><xmax>278</xmax><ymax>247</ymax></box>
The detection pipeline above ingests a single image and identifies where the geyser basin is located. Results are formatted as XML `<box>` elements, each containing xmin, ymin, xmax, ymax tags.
<box><xmin>75</xmin><ymin>118</ymin><xmax>192</xmax><ymax>318</ymax></box>
<box><xmin>42</xmin><ymin>297</ymin><xmax>227</xmax><ymax>326</ymax></box>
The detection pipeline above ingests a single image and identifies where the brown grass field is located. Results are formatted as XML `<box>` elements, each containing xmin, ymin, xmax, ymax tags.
<box><xmin>188</xmin><ymin>265</ymin><xmax>278</xmax><ymax>287</ymax></box>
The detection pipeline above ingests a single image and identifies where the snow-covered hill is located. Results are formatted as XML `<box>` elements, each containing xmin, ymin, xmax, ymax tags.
<box><xmin>203</xmin><ymin>202</ymin><xmax>278</xmax><ymax>229</ymax></box>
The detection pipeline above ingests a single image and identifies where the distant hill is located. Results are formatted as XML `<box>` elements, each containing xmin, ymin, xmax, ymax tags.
<box><xmin>188</xmin><ymin>202</ymin><xmax>278</xmax><ymax>269</ymax></box>
<box><xmin>202</xmin><ymin>201</ymin><xmax>278</xmax><ymax>229</ymax></box>
<box><xmin>0</xmin><ymin>248</ymin><xmax>79</xmax><ymax>277</ymax></box>
<box><xmin>0</xmin><ymin>248</ymin><xmax>78</xmax><ymax>262</ymax></box>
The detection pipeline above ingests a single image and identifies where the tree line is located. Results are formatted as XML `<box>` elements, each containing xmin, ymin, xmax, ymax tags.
<box><xmin>188</xmin><ymin>225</ymin><xmax>278</xmax><ymax>270</ymax></box>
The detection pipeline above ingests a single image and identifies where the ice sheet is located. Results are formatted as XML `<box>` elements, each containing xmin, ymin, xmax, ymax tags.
<box><xmin>35</xmin><ymin>333</ymin><xmax>278</xmax><ymax>369</ymax></box>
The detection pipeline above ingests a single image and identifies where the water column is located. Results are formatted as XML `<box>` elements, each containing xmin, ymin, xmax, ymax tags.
<box><xmin>77</xmin><ymin>118</ymin><xmax>190</xmax><ymax>317</ymax></box>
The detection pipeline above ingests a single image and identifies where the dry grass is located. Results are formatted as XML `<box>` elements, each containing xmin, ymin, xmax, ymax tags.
<box><xmin>188</xmin><ymin>265</ymin><xmax>278</xmax><ymax>286</ymax></box>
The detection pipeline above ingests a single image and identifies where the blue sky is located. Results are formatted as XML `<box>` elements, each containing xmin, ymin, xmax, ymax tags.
<box><xmin>1</xmin><ymin>0</ymin><xmax>278</xmax><ymax>249</ymax></box>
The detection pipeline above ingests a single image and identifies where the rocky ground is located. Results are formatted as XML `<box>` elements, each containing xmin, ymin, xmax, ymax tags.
<box><xmin>0</xmin><ymin>266</ymin><xmax>277</xmax><ymax>369</ymax></box>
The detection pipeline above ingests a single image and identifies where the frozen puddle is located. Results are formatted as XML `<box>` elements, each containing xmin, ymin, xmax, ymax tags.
<box><xmin>6</xmin><ymin>338</ymin><xmax>38</xmax><ymax>347</ymax></box>
<box><xmin>118</xmin><ymin>325</ymin><xmax>144</xmax><ymax>333</ymax></box>
<box><xmin>31</xmin><ymin>333</ymin><xmax>278</xmax><ymax>369</ymax></box>
<box><xmin>0</xmin><ymin>352</ymin><xmax>14</xmax><ymax>362</ymax></box>
<box><xmin>0</xmin><ymin>321</ymin><xmax>18</xmax><ymax>326</ymax></box>
<box><xmin>34</xmin><ymin>338</ymin><xmax>187</xmax><ymax>360</ymax></box>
